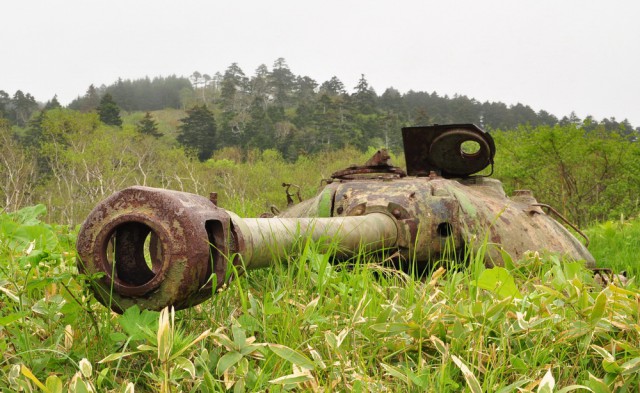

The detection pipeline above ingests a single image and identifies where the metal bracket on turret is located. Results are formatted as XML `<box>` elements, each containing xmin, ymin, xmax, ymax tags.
<box><xmin>331</xmin><ymin>149</ymin><xmax>407</xmax><ymax>180</ymax></box>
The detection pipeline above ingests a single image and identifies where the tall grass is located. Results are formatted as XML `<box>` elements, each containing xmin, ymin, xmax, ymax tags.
<box><xmin>586</xmin><ymin>217</ymin><xmax>640</xmax><ymax>277</ymax></box>
<box><xmin>1</xmin><ymin>205</ymin><xmax>639</xmax><ymax>392</ymax></box>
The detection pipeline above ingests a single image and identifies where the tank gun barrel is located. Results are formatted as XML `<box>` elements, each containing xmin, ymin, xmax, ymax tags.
<box><xmin>235</xmin><ymin>214</ymin><xmax>397</xmax><ymax>269</ymax></box>
<box><xmin>76</xmin><ymin>186</ymin><xmax>398</xmax><ymax>313</ymax></box>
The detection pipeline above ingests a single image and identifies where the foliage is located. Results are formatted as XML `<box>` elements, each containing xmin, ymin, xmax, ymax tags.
<box><xmin>2</xmin><ymin>108</ymin><xmax>385</xmax><ymax>225</ymax></box>
<box><xmin>5</xmin><ymin>108</ymin><xmax>208</xmax><ymax>225</ymax></box>
<box><xmin>586</xmin><ymin>217</ymin><xmax>640</xmax><ymax>277</ymax></box>
<box><xmin>493</xmin><ymin>124</ymin><xmax>640</xmax><ymax>225</ymax></box>
<box><xmin>2</xmin><ymin>64</ymin><xmax>640</xmax><ymax>272</ymax></box>
<box><xmin>0</xmin><ymin>204</ymin><xmax>105</xmax><ymax>391</ymax></box>
<box><xmin>0</xmin><ymin>119</ymin><xmax>37</xmax><ymax>212</ymax></box>
<box><xmin>1</xmin><ymin>203</ymin><xmax>640</xmax><ymax>391</ymax></box>
<box><xmin>4</xmin><ymin>105</ymin><xmax>640</xmax><ymax>230</ymax></box>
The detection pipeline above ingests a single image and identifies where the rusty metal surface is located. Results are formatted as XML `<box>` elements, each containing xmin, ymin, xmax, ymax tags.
<box><xmin>329</xmin><ymin>176</ymin><xmax>463</xmax><ymax>264</ymax></box>
<box><xmin>77</xmin><ymin>187</ymin><xmax>400</xmax><ymax>312</ymax></box>
<box><xmin>449</xmin><ymin>178</ymin><xmax>595</xmax><ymax>267</ymax></box>
<box><xmin>364</xmin><ymin>148</ymin><xmax>392</xmax><ymax>166</ymax></box>
<box><xmin>76</xmin><ymin>186</ymin><xmax>232</xmax><ymax>312</ymax></box>
<box><xmin>402</xmin><ymin>124</ymin><xmax>495</xmax><ymax>178</ymax></box>
<box><xmin>531</xmin><ymin>203</ymin><xmax>590</xmax><ymax>247</ymax></box>
<box><xmin>307</xmin><ymin>175</ymin><xmax>594</xmax><ymax>268</ymax></box>
<box><xmin>282</xmin><ymin>183</ymin><xmax>302</xmax><ymax>206</ymax></box>
<box><xmin>331</xmin><ymin>149</ymin><xmax>406</xmax><ymax>180</ymax></box>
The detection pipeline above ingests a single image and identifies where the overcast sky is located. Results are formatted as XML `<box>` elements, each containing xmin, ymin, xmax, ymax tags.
<box><xmin>3</xmin><ymin>0</ymin><xmax>639</xmax><ymax>125</ymax></box>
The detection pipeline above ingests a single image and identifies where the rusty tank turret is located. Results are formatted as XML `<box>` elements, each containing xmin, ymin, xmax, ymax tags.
<box><xmin>76</xmin><ymin>124</ymin><xmax>595</xmax><ymax>312</ymax></box>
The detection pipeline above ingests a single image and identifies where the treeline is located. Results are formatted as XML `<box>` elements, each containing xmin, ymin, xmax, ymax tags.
<box><xmin>3</xmin><ymin>58</ymin><xmax>636</xmax><ymax>160</ymax></box>
<box><xmin>1</xmin><ymin>106</ymin><xmax>639</xmax><ymax>228</ymax></box>
<box><xmin>67</xmin><ymin>75</ymin><xmax>191</xmax><ymax>112</ymax></box>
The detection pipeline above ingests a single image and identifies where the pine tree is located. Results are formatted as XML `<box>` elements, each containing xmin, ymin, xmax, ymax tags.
<box><xmin>177</xmin><ymin>105</ymin><xmax>217</xmax><ymax>161</ymax></box>
<box><xmin>44</xmin><ymin>95</ymin><xmax>62</xmax><ymax>111</ymax></box>
<box><xmin>0</xmin><ymin>90</ymin><xmax>10</xmax><ymax>120</ymax></box>
<box><xmin>220</xmin><ymin>63</ymin><xmax>247</xmax><ymax>111</ymax></box>
<box><xmin>97</xmin><ymin>93</ymin><xmax>122</xmax><ymax>127</ymax></box>
<box><xmin>352</xmin><ymin>74</ymin><xmax>377</xmax><ymax>114</ymax></box>
<box><xmin>319</xmin><ymin>76</ymin><xmax>346</xmax><ymax>96</ymax></box>
<box><xmin>12</xmin><ymin>90</ymin><xmax>38</xmax><ymax>126</ymax></box>
<box><xmin>136</xmin><ymin>112</ymin><xmax>162</xmax><ymax>138</ymax></box>
<box><xmin>79</xmin><ymin>84</ymin><xmax>101</xmax><ymax>112</ymax></box>
<box><xmin>246</xmin><ymin>96</ymin><xmax>275</xmax><ymax>149</ymax></box>
<box><xmin>269</xmin><ymin>58</ymin><xmax>295</xmax><ymax>106</ymax></box>
<box><xmin>26</xmin><ymin>95</ymin><xmax>64</xmax><ymax>148</ymax></box>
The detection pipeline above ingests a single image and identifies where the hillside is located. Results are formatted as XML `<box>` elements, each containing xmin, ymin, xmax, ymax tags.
<box><xmin>2</xmin><ymin>59</ymin><xmax>636</xmax><ymax>161</ymax></box>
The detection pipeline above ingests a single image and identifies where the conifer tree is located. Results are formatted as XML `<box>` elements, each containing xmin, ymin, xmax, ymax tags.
<box><xmin>352</xmin><ymin>74</ymin><xmax>377</xmax><ymax>114</ymax></box>
<box><xmin>177</xmin><ymin>105</ymin><xmax>217</xmax><ymax>161</ymax></box>
<box><xmin>0</xmin><ymin>90</ymin><xmax>10</xmax><ymax>120</ymax></box>
<box><xmin>44</xmin><ymin>95</ymin><xmax>62</xmax><ymax>111</ymax></box>
<box><xmin>77</xmin><ymin>84</ymin><xmax>101</xmax><ymax>112</ymax></box>
<box><xmin>12</xmin><ymin>90</ymin><xmax>38</xmax><ymax>126</ymax></box>
<box><xmin>97</xmin><ymin>93</ymin><xmax>122</xmax><ymax>127</ymax></box>
<box><xmin>136</xmin><ymin>112</ymin><xmax>162</xmax><ymax>138</ymax></box>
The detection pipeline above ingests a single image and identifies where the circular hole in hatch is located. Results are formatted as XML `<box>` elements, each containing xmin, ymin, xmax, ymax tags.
<box><xmin>105</xmin><ymin>221</ymin><xmax>163</xmax><ymax>286</ymax></box>
<box><xmin>437</xmin><ymin>222</ymin><xmax>453</xmax><ymax>237</ymax></box>
<box><xmin>460</xmin><ymin>140</ymin><xmax>482</xmax><ymax>157</ymax></box>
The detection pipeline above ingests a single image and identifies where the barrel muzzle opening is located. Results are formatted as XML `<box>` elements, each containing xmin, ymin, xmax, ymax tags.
<box><xmin>94</xmin><ymin>215</ymin><xmax>171</xmax><ymax>297</ymax></box>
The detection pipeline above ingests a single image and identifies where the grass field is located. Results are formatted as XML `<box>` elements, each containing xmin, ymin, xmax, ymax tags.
<box><xmin>586</xmin><ymin>218</ymin><xmax>640</xmax><ymax>278</ymax></box>
<box><xmin>1</xmin><ymin>205</ymin><xmax>639</xmax><ymax>392</ymax></box>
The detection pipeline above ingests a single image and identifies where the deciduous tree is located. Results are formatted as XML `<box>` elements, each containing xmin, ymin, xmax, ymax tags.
<box><xmin>493</xmin><ymin>124</ymin><xmax>638</xmax><ymax>224</ymax></box>
<box><xmin>0</xmin><ymin>119</ymin><xmax>37</xmax><ymax>211</ymax></box>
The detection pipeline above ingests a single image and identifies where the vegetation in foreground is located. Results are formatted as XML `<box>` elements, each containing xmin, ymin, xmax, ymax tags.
<box><xmin>1</xmin><ymin>205</ymin><xmax>639</xmax><ymax>392</ymax></box>
<box><xmin>2</xmin><ymin>57</ymin><xmax>639</xmax><ymax>392</ymax></box>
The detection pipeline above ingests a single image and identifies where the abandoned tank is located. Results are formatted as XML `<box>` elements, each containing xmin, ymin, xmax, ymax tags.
<box><xmin>76</xmin><ymin>124</ymin><xmax>595</xmax><ymax>312</ymax></box>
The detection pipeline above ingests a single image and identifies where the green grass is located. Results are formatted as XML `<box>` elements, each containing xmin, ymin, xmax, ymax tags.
<box><xmin>1</xmin><ymin>206</ymin><xmax>639</xmax><ymax>392</ymax></box>
<box><xmin>586</xmin><ymin>217</ymin><xmax>640</xmax><ymax>278</ymax></box>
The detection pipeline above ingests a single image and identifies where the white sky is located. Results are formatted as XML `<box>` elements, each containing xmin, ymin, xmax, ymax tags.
<box><xmin>2</xmin><ymin>0</ymin><xmax>639</xmax><ymax>125</ymax></box>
